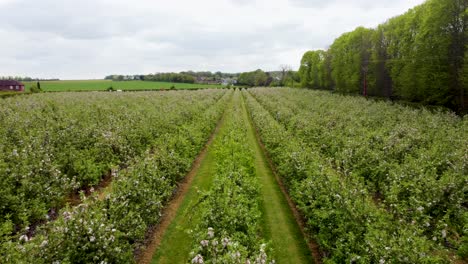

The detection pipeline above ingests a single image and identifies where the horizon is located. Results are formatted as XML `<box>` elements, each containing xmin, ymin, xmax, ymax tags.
<box><xmin>0</xmin><ymin>0</ymin><xmax>425</xmax><ymax>79</ymax></box>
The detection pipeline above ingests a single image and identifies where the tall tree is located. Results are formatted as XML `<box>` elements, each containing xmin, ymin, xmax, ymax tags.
<box><xmin>237</xmin><ymin>69</ymin><xmax>269</xmax><ymax>87</ymax></box>
<box><xmin>442</xmin><ymin>0</ymin><xmax>468</xmax><ymax>112</ymax></box>
<box><xmin>384</xmin><ymin>6</ymin><xmax>424</xmax><ymax>102</ymax></box>
<box><xmin>371</xmin><ymin>25</ymin><xmax>392</xmax><ymax>97</ymax></box>
<box><xmin>299</xmin><ymin>51</ymin><xmax>330</xmax><ymax>89</ymax></box>
<box><xmin>329</xmin><ymin>27</ymin><xmax>375</xmax><ymax>94</ymax></box>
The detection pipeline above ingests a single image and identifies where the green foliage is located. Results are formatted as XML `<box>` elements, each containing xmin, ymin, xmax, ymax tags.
<box><xmin>29</xmin><ymin>84</ymin><xmax>43</xmax><ymax>93</ymax></box>
<box><xmin>144</xmin><ymin>72</ymin><xmax>196</xmax><ymax>84</ymax></box>
<box><xmin>329</xmin><ymin>27</ymin><xmax>375</xmax><ymax>94</ymax></box>
<box><xmin>237</xmin><ymin>69</ymin><xmax>271</xmax><ymax>87</ymax></box>
<box><xmin>299</xmin><ymin>50</ymin><xmax>330</xmax><ymax>89</ymax></box>
<box><xmin>298</xmin><ymin>0</ymin><xmax>468</xmax><ymax>112</ymax></box>
<box><xmin>369</xmin><ymin>25</ymin><xmax>392</xmax><ymax>97</ymax></box>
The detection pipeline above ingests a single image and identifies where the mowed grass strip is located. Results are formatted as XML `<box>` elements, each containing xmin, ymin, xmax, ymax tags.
<box><xmin>241</xmin><ymin>91</ymin><xmax>313</xmax><ymax>264</ymax></box>
<box><xmin>23</xmin><ymin>80</ymin><xmax>222</xmax><ymax>92</ymax></box>
<box><xmin>150</xmin><ymin>97</ymin><xmax>233</xmax><ymax>264</ymax></box>
<box><xmin>151</xmin><ymin>150</ymin><xmax>217</xmax><ymax>264</ymax></box>
<box><xmin>152</xmin><ymin>90</ymin><xmax>312</xmax><ymax>264</ymax></box>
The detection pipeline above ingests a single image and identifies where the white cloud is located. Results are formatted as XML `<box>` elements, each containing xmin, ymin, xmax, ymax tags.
<box><xmin>290</xmin><ymin>0</ymin><xmax>415</xmax><ymax>9</ymax></box>
<box><xmin>0</xmin><ymin>0</ymin><xmax>426</xmax><ymax>79</ymax></box>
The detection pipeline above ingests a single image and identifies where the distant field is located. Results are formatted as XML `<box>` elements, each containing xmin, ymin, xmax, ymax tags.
<box><xmin>22</xmin><ymin>80</ymin><xmax>222</xmax><ymax>92</ymax></box>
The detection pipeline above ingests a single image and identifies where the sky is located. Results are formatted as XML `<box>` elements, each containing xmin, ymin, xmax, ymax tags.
<box><xmin>0</xmin><ymin>0</ymin><xmax>426</xmax><ymax>80</ymax></box>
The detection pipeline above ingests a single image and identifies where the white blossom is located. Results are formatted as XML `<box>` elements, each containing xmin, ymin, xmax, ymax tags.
<box><xmin>192</xmin><ymin>254</ymin><xmax>204</xmax><ymax>264</ymax></box>
<box><xmin>63</xmin><ymin>211</ymin><xmax>72</xmax><ymax>221</ymax></box>
<box><xmin>207</xmin><ymin>227</ymin><xmax>214</xmax><ymax>238</ymax></box>
<box><xmin>222</xmin><ymin>237</ymin><xmax>230</xmax><ymax>247</ymax></box>
<box><xmin>40</xmin><ymin>240</ymin><xmax>48</xmax><ymax>247</ymax></box>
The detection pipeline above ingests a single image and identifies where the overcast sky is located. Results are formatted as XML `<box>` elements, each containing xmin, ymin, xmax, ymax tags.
<box><xmin>0</xmin><ymin>0</ymin><xmax>426</xmax><ymax>79</ymax></box>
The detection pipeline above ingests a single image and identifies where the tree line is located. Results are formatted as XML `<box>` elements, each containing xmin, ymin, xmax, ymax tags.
<box><xmin>298</xmin><ymin>0</ymin><xmax>467</xmax><ymax>113</ymax></box>
<box><xmin>105</xmin><ymin>70</ymin><xmax>301</xmax><ymax>87</ymax></box>
<box><xmin>105</xmin><ymin>71</ymin><xmax>239</xmax><ymax>84</ymax></box>
<box><xmin>105</xmin><ymin>73</ymin><xmax>195</xmax><ymax>83</ymax></box>
<box><xmin>1</xmin><ymin>76</ymin><xmax>59</xmax><ymax>81</ymax></box>
<box><xmin>144</xmin><ymin>72</ymin><xmax>196</xmax><ymax>83</ymax></box>
<box><xmin>237</xmin><ymin>68</ymin><xmax>299</xmax><ymax>87</ymax></box>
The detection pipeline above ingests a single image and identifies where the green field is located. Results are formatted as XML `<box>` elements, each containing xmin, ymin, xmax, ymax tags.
<box><xmin>22</xmin><ymin>80</ymin><xmax>222</xmax><ymax>92</ymax></box>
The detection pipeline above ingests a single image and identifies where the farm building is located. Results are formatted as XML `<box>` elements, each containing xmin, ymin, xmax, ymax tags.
<box><xmin>0</xmin><ymin>80</ymin><xmax>25</xmax><ymax>92</ymax></box>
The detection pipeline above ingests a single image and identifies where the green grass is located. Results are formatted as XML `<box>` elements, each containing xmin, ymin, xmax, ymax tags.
<box><xmin>240</xmin><ymin>92</ymin><xmax>313</xmax><ymax>264</ymax></box>
<box><xmin>152</xmin><ymin>99</ymin><xmax>232</xmax><ymax>264</ymax></box>
<box><xmin>23</xmin><ymin>80</ymin><xmax>222</xmax><ymax>92</ymax></box>
<box><xmin>152</xmin><ymin>148</ymin><xmax>216</xmax><ymax>264</ymax></box>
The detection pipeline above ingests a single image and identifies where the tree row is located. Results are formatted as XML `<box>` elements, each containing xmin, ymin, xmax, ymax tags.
<box><xmin>299</xmin><ymin>0</ymin><xmax>467</xmax><ymax>113</ymax></box>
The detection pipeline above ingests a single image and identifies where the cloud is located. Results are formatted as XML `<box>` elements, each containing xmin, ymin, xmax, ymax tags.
<box><xmin>290</xmin><ymin>0</ymin><xmax>419</xmax><ymax>10</ymax></box>
<box><xmin>0</xmin><ymin>0</ymin><xmax>150</xmax><ymax>39</ymax></box>
<box><xmin>228</xmin><ymin>0</ymin><xmax>253</xmax><ymax>5</ymax></box>
<box><xmin>0</xmin><ymin>0</ymin><xmax>426</xmax><ymax>79</ymax></box>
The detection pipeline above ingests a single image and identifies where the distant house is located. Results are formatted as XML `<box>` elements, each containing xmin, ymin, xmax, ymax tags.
<box><xmin>0</xmin><ymin>80</ymin><xmax>25</xmax><ymax>92</ymax></box>
<box><xmin>221</xmin><ymin>78</ymin><xmax>237</xmax><ymax>86</ymax></box>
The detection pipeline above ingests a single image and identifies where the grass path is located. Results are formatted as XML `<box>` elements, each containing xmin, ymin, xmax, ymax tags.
<box><xmin>147</xmin><ymin>90</ymin><xmax>312</xmax><ymax>263</ymax></box>
<box><xmin>240</xmin><ymin>92</ymin><xmax>314</xmax><ymax>264</ymax></box>
<box><xmin>148</xmin><ymin>148</ymin><xmax>217</xmax><ymax>264</ymax></box>
<box><xmin>146</xmin><ymin>97</ymin><xmax>233</xmax><ymax>264</ymax></box>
